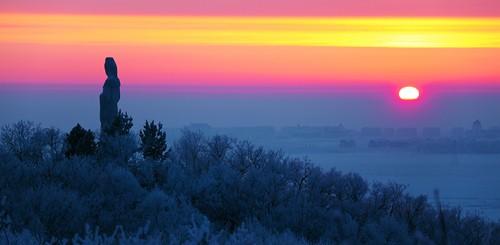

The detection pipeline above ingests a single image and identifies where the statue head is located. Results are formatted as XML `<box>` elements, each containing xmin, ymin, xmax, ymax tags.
<box><xmin>104</xmin><ymin>57</ymin><xmax>118</xmax><ymax>78</ymax></box>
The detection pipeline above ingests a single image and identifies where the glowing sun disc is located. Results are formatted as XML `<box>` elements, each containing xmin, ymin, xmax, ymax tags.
<box><xmin>399</xmin><ymin>86</ymin><xmax>420</xmax><ymax>100</ymax></box>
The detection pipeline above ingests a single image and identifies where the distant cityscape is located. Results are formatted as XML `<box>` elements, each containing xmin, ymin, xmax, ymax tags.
<box><xmin>168</xmin><ymin>120</ymin><xmax>500</xmax><ymax>154</ymax></box>
<box><xmin>172</xmin><ymin>120</ymin><xmax>500</xmax><ymax>139</ymax></box>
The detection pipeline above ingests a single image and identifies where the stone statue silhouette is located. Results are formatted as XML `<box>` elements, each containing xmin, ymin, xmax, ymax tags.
<box><xmin>100</xmin><ymin>57</ymin><xmax>120</xmax><ymax>132</ymax></box>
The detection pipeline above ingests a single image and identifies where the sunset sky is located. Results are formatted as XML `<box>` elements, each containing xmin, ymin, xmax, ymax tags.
<box><xmin>1</xmin><ymin>0</ymin><xmax>499</xmax><ymax>89</ymax></box>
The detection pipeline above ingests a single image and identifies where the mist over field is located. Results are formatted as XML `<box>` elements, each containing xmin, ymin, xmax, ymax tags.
<box><xmin>1</xmin><ymin>84</ymin><xmax>499</xmax><ymax>130</ymax></box>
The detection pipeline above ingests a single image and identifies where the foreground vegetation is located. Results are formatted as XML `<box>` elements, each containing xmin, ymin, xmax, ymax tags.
<box><xmin>1</xmin><ymin>119</ymin><xmax>499</xmax><ymax>244</ymax></box>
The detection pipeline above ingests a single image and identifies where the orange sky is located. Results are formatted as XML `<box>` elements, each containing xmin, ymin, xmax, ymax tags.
<box><xmin>0</xmin><ymin>13</ymin><xmax>499</xmax><ymax>88</ymax></box>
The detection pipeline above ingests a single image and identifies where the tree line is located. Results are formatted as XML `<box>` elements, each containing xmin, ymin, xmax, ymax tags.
<box><xmin>0</xmin><ymin>113</ymin><xmax>499</xmax><ymax>244</ymax></box>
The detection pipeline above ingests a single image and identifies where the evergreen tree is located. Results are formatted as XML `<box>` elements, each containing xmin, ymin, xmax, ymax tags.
<box><xmin>98</xmin><ymin>111</ymin><xmax>136</xmax><ymax>161</ymax></box>
<box><xmin>103</xmin><ymin>110</ymin><xmax>133</xmax><ymax>136</ymax></box>
<box><xmin>65</xmin><ymin>124</ymin><xmax>96</xmax><ymax>158</ymax></box>
<box><xmin>139</xmin><ymin>120</ymin><xmax>168</xmax><ymax>161</ymax></box>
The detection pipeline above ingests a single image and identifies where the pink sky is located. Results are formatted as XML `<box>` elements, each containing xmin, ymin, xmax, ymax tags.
<box><xmin>1</xmin><ymin>0</ymin><xmax>500</xmax><ymax>16</ymax></box>
<box><xmin>0</xmin><ymin>1</ymin><xmax>499</xmax><ymax>89</ymax></box>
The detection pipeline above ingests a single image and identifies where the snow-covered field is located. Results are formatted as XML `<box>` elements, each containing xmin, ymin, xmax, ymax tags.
<box><xmin>291</xmin><ymin>152</ymin><xmax>500</xmax><ymax>220</ymax></box>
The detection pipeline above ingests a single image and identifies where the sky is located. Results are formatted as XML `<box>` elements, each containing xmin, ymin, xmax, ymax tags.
<box><xmin>2</xmin><ymin>0</ymin><xmax>500</xmax><ymax>16</ymax></box>
<box><xmin>0</xmin><ymin>0</ymin><xmax>499</xmax><ymax>129</ymax></box>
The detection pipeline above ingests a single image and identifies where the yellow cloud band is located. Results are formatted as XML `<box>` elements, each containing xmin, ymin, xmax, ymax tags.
<box><xmin>1</xmin><ymin>14</ymin><xmax>500</xmax><ymax>48</ymax></box>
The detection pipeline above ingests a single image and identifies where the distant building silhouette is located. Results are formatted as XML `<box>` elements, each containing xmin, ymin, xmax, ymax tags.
<box><xmin>396</xmin><ymin>128</ymin><xmax>418</xmax><ymax>138</ymax></box>
<box><xmin>485</xmin><ymin>126</ymin><xmax>500</xmax><ymax>138</ymax></box>
<box><xmin>472</xmin><ymin>120</ymin><xmax>483</xmax><ymax>137</ymax></box>
<box><xmin>187</xmin><ymin>123</ymin><xmax>212</xmax><ymax>133</ymax></box>
<box><xmin>451</xmin><ymin>127</ymin><xmax>465</xmax><ymax>138</ymax></box>
<box><xmin>361</xmin><ymin>127</ymin><xmax>383</xmax><ymax>137</ymax></box>
<box><xmin>383</xmin><ymin>128</ymin><xmax>395</xmax><ymax>137</ymax></box>
<box><xmin>422</xmin><ymin>127</ymin><xmax>441</xmax><ymax>138</ymax></box>
<box><xmin>281</xmin><ymin>125</ymin><xmax>349</xmax><ymax>138</ymax></box>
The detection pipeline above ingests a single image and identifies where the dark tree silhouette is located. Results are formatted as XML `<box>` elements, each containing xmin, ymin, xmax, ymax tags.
<box><xmin>65</xmin><ymin>124</ymin><xmax>96</xmax><ymax>158</ymax></box>
<box><xmin>103</xmin><ymin>110</ymin><xmax>133</xmax><ymax>136</ymax></box>
<box><xmin>139</xmin><ymin>120</ymin><xmax>168</xmax><ymax>161</ymax></box>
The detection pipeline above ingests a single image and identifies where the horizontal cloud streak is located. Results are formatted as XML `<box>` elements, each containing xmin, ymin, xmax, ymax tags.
<box><xmin>1</xmin><ymin>14</ymin><xmax>500</xmax><ymax>48</ymax></box>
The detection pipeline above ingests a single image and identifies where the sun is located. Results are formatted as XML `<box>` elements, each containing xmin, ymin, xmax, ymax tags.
<box><xmin>399</xmin><ymin>86</ymin><xmax>420</xmax><ymax>100</ymax></box>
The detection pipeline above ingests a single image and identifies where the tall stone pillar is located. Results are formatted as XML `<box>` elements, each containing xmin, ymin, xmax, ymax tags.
<box><xmin>99</xmin><ymin>57</ymin><xmax>120</xmax><ymax>132</ymax></box>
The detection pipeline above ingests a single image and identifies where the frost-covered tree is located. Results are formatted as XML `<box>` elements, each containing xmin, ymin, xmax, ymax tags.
<box><xmin>39</xmin><ymin>127</ymin><xmax>65</xmax><ymax>161</ymax></box>
<box><xmin>65</xmin><ymin>123</ymin><xmax>97</xmax><ymax>158</ymax></box>
<box><xmin>1</xmin><ymin>121</ymin><xmax>40</xmax><ymax>161</ymax></box>
<box><xmin>98</xmin><ymin>111</ymin><xmax>136</xmax><ymax>162</ymax></box>
<box><xmin>207</xmin><ymin>135</ymin><xmax>233</xmax><ymax>164</ymax></box>
<box><xmin>175</xmin><ymin>129</ymin><xmax>207</xmax><ymax>174</ymax></box>
<box><xmin>139</xmin><ymin>121</ymin><xmax>167</xmax><ymax>161</ymax></box>
<box><xmin>230</xmin><ymin>140</ymin><xmax>265</xmax><ymax>174</ymax></box>
<box><xmin>227</xmin><ymin>220</ymin><xmax>307</xmax><ymax>244</ymax></box>
<box><xmin>97</xmin><ymin>134</ymin><xmax>137</xmax><ymax>163</ymax></box>
<box><xmin>103</xmin><ymin>110</ymin><xmax>133</xmax><ymax>137</ymax></box>
<box><xmin>0</xmin><ymin>196</ymin><xmax>11</xmax><ymax>235</ymax></box>
<box><xmin>2</xmin><ymin>124</ymin><xmax>500</xmax><ymax>244</ymax></box>
<box><xmin>1</xmin><ymin>121</ymin><xmax>64</xmax><ymax>162</ymax></box>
